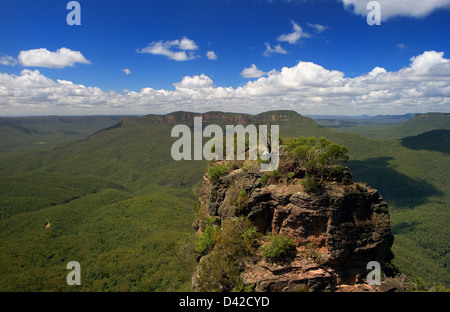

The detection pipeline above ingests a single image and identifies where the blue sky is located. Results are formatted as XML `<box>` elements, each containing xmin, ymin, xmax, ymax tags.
<box><xmin>0</xmin><ymin>0</ymin><xmax>450</xmax><ymax>116</ymax></box>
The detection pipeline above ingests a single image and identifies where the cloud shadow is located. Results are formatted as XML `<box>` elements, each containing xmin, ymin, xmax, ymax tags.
<box><xmin>400</xmin><ymin>129</ymin><xmax>450</xmax><ymax>155</ymax></box>
<box><xmin>347</xmin><ymin>157</ymin><xmax>442</xmax><ymax>209</ymax></box>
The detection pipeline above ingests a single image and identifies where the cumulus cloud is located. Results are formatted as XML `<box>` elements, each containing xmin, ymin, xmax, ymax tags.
<box><xmin>409</xmin><ymin>50</ymin><xmax>449</xmax><ymax>73</ymax></box>
<box><xmin>0</xmin><ymin>55</ymin><xmax>18</xmax><ymax>66</ymax></box>
<box><xmin>206</xmin><ymin>51</ymin><xmax>218</xmax><ymax>60</ymax></box>
<box><xmin>1</xmin><ymin>51</ymin><xmax>449</xmax><ymax>116</ymax></box>
<box><xmin>137</xmin><ymin>37</ymin><xmax>199</xmax><ymax>61</ymax></box>
<box><xmin>18</xmin><ymin>48</ymin><xmax>90</xmax><ymax>68</ymax></box>
<box><xmin>178</xmin><ymin>37</ymin><xmax>199</xmax><ymax>50</ymax></box>
<box><xmin>122</xmin><ymin>68</ymin><xmax>131</xmax><ymax>75</ymax></box>
<box><xmin>174</xmin><ymin>74</ymin><xmax>214</xmax><ymax>89</ymax></box>
<box><xmin>277</xmin><ymin>21</ymin><xmax>310</xmax><ymax>44</ymax></box>
<box><xmin>340</xmin><ymin>0</ymin><xmax>450</xmax><ymax>21</ymax></box>
<box><xmin>263</xmin><ymin>43</ymin><xmax>288</xmax><ymax>57</ymax></box>
<box><xmin>241</xmin><ymin>64</ymin><xmax>267</xmax><ymax>78</ymax></box>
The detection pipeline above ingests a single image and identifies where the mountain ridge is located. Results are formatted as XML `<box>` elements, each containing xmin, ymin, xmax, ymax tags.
<box><xmin>120</xmin><ymin>110</ymin><xmax>309</xmax><ymax>126</ymax></box>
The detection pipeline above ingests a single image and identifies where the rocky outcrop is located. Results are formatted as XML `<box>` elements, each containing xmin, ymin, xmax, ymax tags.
<box><xmin>193</xmin><ymin>146</ymin><xmax>395</xmax><ymax>292</ymax></box>
<box><xmin>241</xmin><ymin>256</ymin><xmax>336</xmax><ymax>292</ymax></box>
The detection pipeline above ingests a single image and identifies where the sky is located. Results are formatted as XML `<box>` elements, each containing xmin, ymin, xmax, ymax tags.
<box><xmin>0</xmin><ymin>0</ymin><xmax>450</xmax><ymax>116</ymax></box>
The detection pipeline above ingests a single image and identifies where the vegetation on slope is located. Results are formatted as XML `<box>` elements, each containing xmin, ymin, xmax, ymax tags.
<box><xmin>0</xmin><ymin>123</ymin><xmax>205</xmax><ymax>291</ymax></box>
<box><xmin>0</xmin><ymin>111</ymin><xmax>448</xmax><ymax>290</ymax></box>
<box><xmin>0</xmin><ymin>116</ymin><xmax>123</xmax><ymax>154</ymax></box>
<box><xmin>329</xmin><ymin>113</ymin><xmax>450</xmax><ymax>140</ymax></box>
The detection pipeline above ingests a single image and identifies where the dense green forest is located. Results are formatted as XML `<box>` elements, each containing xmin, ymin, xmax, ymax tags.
<box><xmin>327</xmin><ymin>113</ymin><xmax>450</xmax><ymax>140</ymax></box>
<box><xmin>0</xmin><ymin>116</ymin><xmax>123</xmax><ymax>154</ymax></box>
<box><xmin>0</xmin><ymin>112</ymin><xmax>448</xmax><ymax>291</ymax></box>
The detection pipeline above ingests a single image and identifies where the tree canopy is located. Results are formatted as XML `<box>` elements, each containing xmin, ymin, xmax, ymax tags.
<box><xmin>285</xmin><ymin>136</ymin><xmax>349</xmax><ymax>182</ymax></box>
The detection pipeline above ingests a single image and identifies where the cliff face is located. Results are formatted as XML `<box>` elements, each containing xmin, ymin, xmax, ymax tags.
<box><xmin>193</xmin><ymin>147</ymin><xmax>395</xmax><ymax>292</ymax></box>
<box><xmin>121</xmin><ymin>110</ymin><xmax>307</xmax><ymax>126</ymax></box>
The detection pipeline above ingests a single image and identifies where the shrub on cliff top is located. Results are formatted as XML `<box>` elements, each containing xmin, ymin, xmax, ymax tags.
<box><xmin>285</xmin><ymin>136</ymin><xmax>349</xmax><ymax>183</ymax></box>
<box><xmin>208</xmin><ymin>162</ymin><xmax>232</xmax><ymax>181</ymax></box>
<box><xmin>301</xmin><ymin>175</ymin><xmax>321</xmax><ymax>192</ymax></box>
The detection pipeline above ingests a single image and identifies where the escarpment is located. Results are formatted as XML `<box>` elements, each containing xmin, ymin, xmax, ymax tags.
<box><xmin>192</xmin><ymin>144</ymin><xmax>396</xmax><ymax>292</ymax></box>
<box><xmin>121</xmin><ymin>110</ymin><xmax>310</xmax><ymax>126</ymax></box>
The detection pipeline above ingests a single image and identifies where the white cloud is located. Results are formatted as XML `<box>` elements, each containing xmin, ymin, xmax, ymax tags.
<box><xmin>307</xmin><ymin>23</ymin><xmax>328</xmax><ymax>33</ymax></box>
<box><xmin>409</xmin><ymin>50</ymin><xmax>449</xmax><ymax>73</ymax></box>
<box><xmin>174</xmin><ymin>74</ymin><xmax>214</xmax><ymax>89</ymax></box>
<box><xmin>241</xmin><ymin>64</ymin><xmax>267</xmax><ymax>78</ymax></box>
<box><xmin>122</xmin><ymin>68</ymin><xmax>131</xmax><ymax>75</ymax></box>
<box><xmin>178</xmin><ymin>37</ymin><xmax>199</xmax><ymax>50</ymax></box>
<box><xmin>1</xmin><ymin>51</ymin><xmax>449</xmax><ymax>116</ymax></box>
<box><xmin>263</xmin><ymin>43</ymin><xmax>288</xmax><ymax>57</ymax></box>
<box><xmin>277</xmin><ymin>21</ymin><xmax>310</xmax><ymax>44</ymax></box>
<box><xmin>340</xmin><ymin>0</ymin><xmax>450</xmax><ymax>21</ymax></box>
<box><xmin>0</xmin><ymin>55</ymin><xmax>18</xmax><ymax>66</ymax></box>
<box><xmin>206</xmin><ymin>51</ymin><xmax>218</xmax><ymax>60</ymax></box>
<box><xmin>18</xmin><ymin>48</ymin><xmax>90</xmax><ymax>68</ymax></box>
<box><xmin>137</xmin><ymin>37</ymin><xmax>199</xmax><ymax>61</ymax></box>
<box><xmin>238</xmin><ymin>61</ymin><xmax>345</xmax><ymax>97</ymax></box>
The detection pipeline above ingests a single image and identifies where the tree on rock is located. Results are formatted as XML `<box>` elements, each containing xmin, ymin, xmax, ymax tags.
<box><xmin>285</xmin><ymin>136</ymin><xmax>349</xmax><ymax>184</ymax></box>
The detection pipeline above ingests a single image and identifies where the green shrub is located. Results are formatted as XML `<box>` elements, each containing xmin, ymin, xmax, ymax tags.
<box><xmin>285</xmin><ymin>136</ymin><xmax>349</xmax><ymax>182</ymax></box>
<box><xmin>194</xmin><ymin>223</ymin><xmax>219</xmax><ymax>255</ymax></box>
<box><xmin>430</xmin><ymin>282</ymin><xmax>450</xmax><ymax>292</ymax></box>
<box><xmin>261</xmin><ymin>234</ymin><xmax>296</xmax><ymax>262</ymax></box>
<box><xmin>242</xmin><ymin>225</ymin><xmax>259</xmax><ymax>241</ymax></box>
<box><xmin>301</xmin><ymin>175</ymin><xmax>321</xmax><ymax>192</ymax></box>
<box><xmin>260</xmin><ymin>174</ymin><xmax>269</xmax><ymax>185</ymax></box>
<box><xmin>236</xmin><ymin>190</ymin><xmax>248</xmax><ymax>212</ymax></box>
<box><xmin>270</xmin><ymin>168</ymin><xmax>280</xmax><ymax>177</ymax></box>
<box><xmin>232</xmin><ymin>281</ymin><xmax>254</xmax><ymax>292</ymax></box>
<box><xmin>197</xmin><ymin>217</ymin><xmax>257</xmax><ymax>291</ymax></box>
<box><xmin>242</xmin><ymin>163</ymin><xmax>251</xmax><ymax>172</ymax></box>
<box><xmin>242</xmin><ymin>161</ymin><xmax>260</xmax><ymax>173</ymax></box>
<box><xmin>208</xmin><ymin>162</ymin><xmax>231</xmax><ymax>181</ymax></box>
<box><xmin>294</xmin><ymin>285</ymin><xmax>311</xmax><ymax>292</ymax></box>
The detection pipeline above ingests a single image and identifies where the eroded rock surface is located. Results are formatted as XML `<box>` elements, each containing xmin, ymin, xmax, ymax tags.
<box><xmin>193</xmin><ymin>147</ymin><xmax>395</xmax><ymax>291</ymax></box>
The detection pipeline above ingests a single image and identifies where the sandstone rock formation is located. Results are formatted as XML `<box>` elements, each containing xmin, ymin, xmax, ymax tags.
<box><xmin>193</xmin><ymin>146</ymin><xmax>395</xmax><ymax>292</ymax></box>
